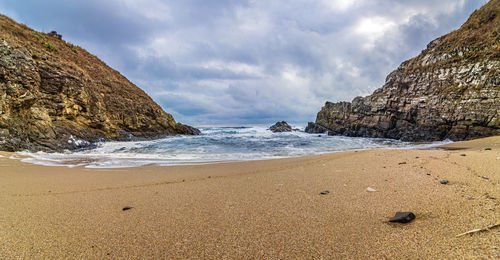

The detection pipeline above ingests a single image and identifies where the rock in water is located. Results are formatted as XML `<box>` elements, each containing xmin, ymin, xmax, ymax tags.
<box><xmin>269</xmin><ymin>121</ymin><xmax>292</xmax><ymax>132</ymax></box>
<box><xmin>389</xmin><ymin>212</ymin><xmax>415</xmax><ymax>223</ymax></box>
<box><xmin>305</xmin><ymin>122</ymin><xmax>328</xmax><ymax>134</ymax></box>
<box><xmin>310</xmin><ymin>1</ymin><xmax>500</xmax><ymax>141</ymax></box>
<box><xmin>0</xmin><ymin>15</ymin><xmax>199</xmax><ymax>152</ymax></box>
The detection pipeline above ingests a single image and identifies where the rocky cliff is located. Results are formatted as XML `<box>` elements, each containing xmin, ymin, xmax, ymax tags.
<box><xmin>0</xmin><ymin>15</ymin><xmax>199</xmax><ymax>152</ymax></box>
<box><xmin>307</xmin><ymin>0</ymin><xmax>500</xmax><ymax>141</ymax></box>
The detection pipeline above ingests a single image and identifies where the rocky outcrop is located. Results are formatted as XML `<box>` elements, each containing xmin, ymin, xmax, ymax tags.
<box><xmin>269</xmin><ymin>121</ymin><xmax>292</xmax><ymax>132</ymax></box>
<box><xmin>304</xmin><ymin>122</ymin><xmax>328</xmax><ymax>134</ymax></box>
<box><xmin>0</xmin><ymin>15</ymin><xmax>199</xmax><ymax>152</ymax></box>
<box><xmin>308</xmin><ymin>0</ymin><xmax>500</xmax><ymax>141</ymax></box>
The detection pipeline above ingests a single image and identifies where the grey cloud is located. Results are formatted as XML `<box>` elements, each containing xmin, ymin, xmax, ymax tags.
<box><xmin>0</xmin><ymin>0</ymin><xmax>488</xmax><ymax>125</ymax></box>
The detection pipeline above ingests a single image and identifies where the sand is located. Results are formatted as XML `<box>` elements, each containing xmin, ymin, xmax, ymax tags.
<box><xmin>0</xmin><ymin>136</ymin><xmax>499</xmax><ymax>259</ymax></box>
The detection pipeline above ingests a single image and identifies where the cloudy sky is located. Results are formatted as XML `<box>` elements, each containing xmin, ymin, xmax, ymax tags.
<box><xmin>0</xmin><ymin>0</ymin><xmax>488</xmax><ymax>125</ymax></box>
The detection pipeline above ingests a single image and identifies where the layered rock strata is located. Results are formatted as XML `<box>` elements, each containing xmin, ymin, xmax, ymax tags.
<box><xmin>307</xmin><ymin>1</ymin><xmax>500</xmax><ymax>141</ymax></box>
<box><xmin>0</xmin><ymin>15</ymin><xmax>199</xmax><ymax>151</ymax></box>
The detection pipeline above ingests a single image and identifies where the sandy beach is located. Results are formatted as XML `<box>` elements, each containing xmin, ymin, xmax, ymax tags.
<box><xmin>0</xmin><ymin>136</ymin><xmax>498</xmax><ymax>259</ymax></box>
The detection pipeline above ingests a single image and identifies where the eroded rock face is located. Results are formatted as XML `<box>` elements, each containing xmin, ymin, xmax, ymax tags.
<box><xmin>0</xmin><ymin>15</ymin><xmax>199</xmax><ymax>151</ymax></box>
<box><xmin>308</xmin><ymin>1</ymin><xmax>500</xmax><ymax>141</ymax></box>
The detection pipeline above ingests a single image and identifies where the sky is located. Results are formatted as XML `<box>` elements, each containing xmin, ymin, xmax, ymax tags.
<box><xmin>0</xmin><ymin>0</ymin><xmax>489</xmax><ymax>125</ymax></box>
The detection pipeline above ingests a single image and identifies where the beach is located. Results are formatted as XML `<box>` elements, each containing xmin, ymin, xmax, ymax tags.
<box><xmin>0</xmin><ymin>136</ymin><xmax>498</xmax><ymax>259</ymax></box>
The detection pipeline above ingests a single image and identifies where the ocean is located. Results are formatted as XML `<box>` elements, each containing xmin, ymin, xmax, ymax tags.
<box><xmin>16</xmin><ymin>125</ymin><xmax>450</xmax><ymax>168</ymax></box>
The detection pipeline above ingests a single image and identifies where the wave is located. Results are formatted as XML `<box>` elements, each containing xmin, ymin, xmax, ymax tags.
<box><xmin>14</xmin><ymin>125</ymin><xmax>451</xmax><ymax>168</ymax></box>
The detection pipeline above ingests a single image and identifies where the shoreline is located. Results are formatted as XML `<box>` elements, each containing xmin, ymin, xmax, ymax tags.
<box><xmin>0</xmin><ymin>136</ymin><xmax>498</xmax><ymax>258</ymax></box>
<box><xmin>5</xmin><ymin>135</ymin><xmax>454</xmax><ymax>169</ymax></box>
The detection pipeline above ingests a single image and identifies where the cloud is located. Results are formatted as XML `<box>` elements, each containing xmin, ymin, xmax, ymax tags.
<box><xmin>0</xmin><ymin>0</ymin><xmax>488</xmax><ymax>125</ymax></box>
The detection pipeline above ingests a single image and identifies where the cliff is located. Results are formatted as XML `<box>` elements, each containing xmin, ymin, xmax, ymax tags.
<box><xmin>0</xmin><ymin>15</ymin><xmax>199</xmax><ymax>152</ymax></box>
<box><xmin>307</xmin><ymin>0</ymin><xmax>500</xmax><ymax>141</ymax></box>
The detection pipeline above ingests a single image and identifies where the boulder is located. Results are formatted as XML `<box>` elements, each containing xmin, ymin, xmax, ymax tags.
<box><xmin>269</xmin><ymin>121</ymin><xmax>292</xmax><ymax>132</ymax></box>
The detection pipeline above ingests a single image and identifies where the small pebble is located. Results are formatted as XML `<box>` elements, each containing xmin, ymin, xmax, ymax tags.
<box><xmin>481</xmin><ymin>176</ymin><xmax>489</xmax><ymax>180</ymax></box>
<box><xmin>208</xmin><ymin>176</ymin><xmax>211</xmax><ymax>178</ymax></box>
<box><xmin>484</xmin><ymin>148</ymin><xmax>492</xmax><ymax>151</ymax></box>
<box><xmin>389</xmin><ymin>212</ymin><xmax>415</xmax><ymax>223</ymax></box>
<box><xmin>440</xmin><ymin>179</ymin><xmax>449</xmax><ymax>184</ymax></box>
<box><xmin>426</xmin><ymin>173</ymin><xmax>431</xmax><ymax>176</ymax></box>
<box><xmin>460</xmin><ymin>153</ymin><xmax>466</xmax><ymax>156</ymax></box>
<box><xmin>122</xmin><ymin>206</ymin><xmax>133</xmax><ymax>211</ymax></box>
<box><xmin>398</xmin><ymin>162</ymin><xmax>406</xmax><ymax>165</ymax></box>
<box><xmin>415</xmin><ymin>156</ymin><xmax>419</xmax><ymax>159</ymax></box>
<box><xmin>320</xmin><ymin>190</ymin><xmax>330</xmax><ymax>195</ymax></box>
<box><xmin>367</xmin><ymin>187</ymin><xmax>376</xmax><ymax>192</ymax></box>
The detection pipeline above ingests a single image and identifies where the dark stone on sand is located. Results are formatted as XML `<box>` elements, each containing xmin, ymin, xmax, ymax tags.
<box><xmin>269</xmin><ymin>121</ymin><xmax>292</xmax><ymax>132</ymax></box>
<box><xmin>320</xmin><ymin>190</ymin><xmax>330</xmax><ymax>195</ymax></box>
<box><xmin>485</xmin><ymin>148</ymin><xmax>492</xmax><ymax>151</ymax></box>
<box><xmin>398</xmin><ymin>162</ymin><xmax>407</xmax><ymax>165</ymax></box>
<box><xmin>208</xmin><ymin>176</ymin><xmax>211</xmax><ymax>178</ymax></box>
<box><xmin>389</xmin><ymin>212</ymin><xmax>415</xmax><ymax>223</ymax></box>
<box><xmin>460</xmin><ymin>154</ymin><xmax>467</xmax><ymax>156</ymax></box>
<box><xmin>440</xmin><ymin>179</ymin><xmax>449</xmax><ymax>184</ymax></box>
<box><xmin>122</xmin><ymin>206</ymin><xmax>133</xmax><ymax>211</ymax></box>
<box><xmin>415</xmin><ymin>156</ymin><xmax>420</xmax><ymax>159</ymax></box>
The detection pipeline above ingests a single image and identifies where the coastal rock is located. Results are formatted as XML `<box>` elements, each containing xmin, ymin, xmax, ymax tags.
<box><xmin>269</xmin><ymin>121</ymin><xmax>292</xmax><ymax>132</ymax></box>
<box><xmin>309</xmin><ymin>1</ymin><xmax>500</xmax><ymax>141</ymax></box>
<box><xmin>0</xmin><ymin>15</ymin><xmax>199</xmax><ymax>152</ymax></box>
<box><xmin>305</xmin><ymin>122</ymin><xmax>328</xmax><ymax>134</ymax></box>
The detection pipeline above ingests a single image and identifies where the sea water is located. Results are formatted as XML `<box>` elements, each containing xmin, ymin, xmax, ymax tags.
<box><xmin>17</xmin><ymin>125</ymin><xmax>450</xmax><ymax>168</ymax></box>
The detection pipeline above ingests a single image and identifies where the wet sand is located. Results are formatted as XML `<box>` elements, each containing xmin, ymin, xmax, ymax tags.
<box><xmin>0</xmin><ymin>136</ymin><xmax>499</xmax><ymax>259</ymax></box>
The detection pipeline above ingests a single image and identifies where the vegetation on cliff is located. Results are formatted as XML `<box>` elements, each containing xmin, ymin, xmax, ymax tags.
<box><xmin>0</xmin><ymin>15</ymin><xmax>199</xmax><ymax>152</ymax></box>
<box><xmin>307</xmin><ymin>0</ymin><xmax>500</xmax><ymax>141</ymax></box>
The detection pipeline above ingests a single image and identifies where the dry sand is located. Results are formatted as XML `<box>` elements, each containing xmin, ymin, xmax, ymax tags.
<box><xmin>0</xmin><ymin>136</ymin><xmax>499</xmax><ymax>259</ymax></box>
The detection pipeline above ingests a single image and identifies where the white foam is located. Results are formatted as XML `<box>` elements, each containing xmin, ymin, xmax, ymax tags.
<box><xmin>15</xmin><ymin>125</ymin><xmax>451</xmax><ymax>168</ymax></box>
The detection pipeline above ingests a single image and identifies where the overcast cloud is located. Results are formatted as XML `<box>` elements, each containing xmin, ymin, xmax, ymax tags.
<box><xmin>0</xmin><ymin>0</ymin><xmax>488</xmax><ymax>125</ymax></box>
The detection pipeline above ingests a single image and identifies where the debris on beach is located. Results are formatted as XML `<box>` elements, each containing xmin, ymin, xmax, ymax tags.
<box><xmin>389</xmin><ymin>212</ymin><xmax>415</xmax><ymax>223</ymax></box>
<box><xmin>320</xmin><ymin>190</ymin><xmax>330</xmax><ymax>195</ymax></box>
<box><xmin>460</xmin><ymin>154</ymin><xmax>467</xmax><ymax>156</ymax></box>
<box><xmin>440</xmin><ymin>179</ymin><xmax>449</xmax><ymax>184</ymax></box>
<box><xmin>456</xmin><ymin>222</ymin><xmax>500</xmax><ymax>237</ymax></box>
<box><xmin>398</xmin><ymin>162</ymin><xmax>407</xmax><ymax>165</ymax></box>
<box><xmin>122</xmin><ymin>206</ymin><xmax>134</xmax><ymax>211</ymax></box>
<box><xmin>366</xmin><ymin>187</ymin><xmax>376</xmax><ymax>192</ymax></box>
<box><xmin>484</xmin><ymin>148</ymin><xmax>492</xmax><ymax>151</ymax></box>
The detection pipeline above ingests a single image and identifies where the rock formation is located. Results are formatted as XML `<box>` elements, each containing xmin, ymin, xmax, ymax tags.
<box><xmin>0</xmin><ymin>15</ymin><xmax>199</xmax><ymax>152</ymax></box>
<box><xmin>307</xmin><ymin>0</ymin><xmax>500</xmax><ymax>141</ymax></box>
<box><xmin>269</xmin><ymin>121</ymin><xmax>292</xmax><ymax>132</ymax></box>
